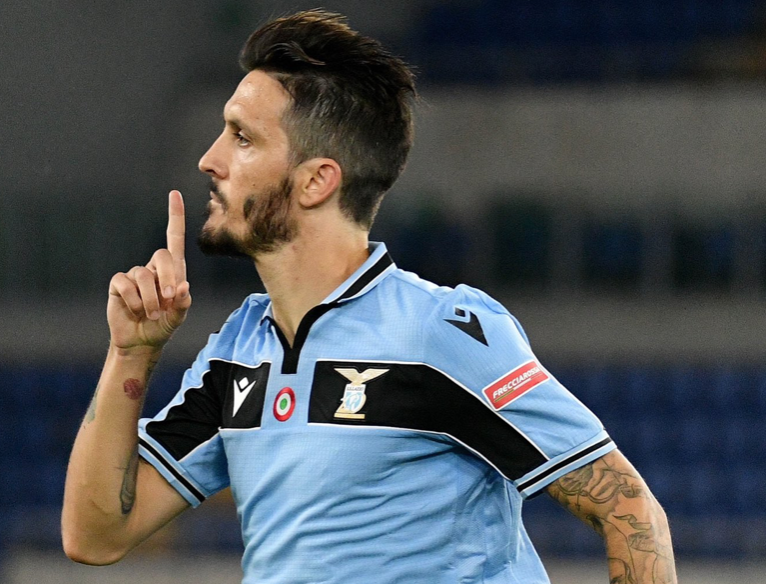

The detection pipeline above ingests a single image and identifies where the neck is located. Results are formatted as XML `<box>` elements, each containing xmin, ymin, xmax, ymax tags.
<box><xmin>254</xmin><ymin>228</ymin><xmax>370</xmax><ymax>346</ymax></box>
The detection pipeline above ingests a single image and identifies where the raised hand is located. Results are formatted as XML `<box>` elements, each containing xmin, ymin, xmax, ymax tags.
<box><xmin>107</xmin><ymin>191</ymin><xmax>192</xmax><ymax>350</ymax></box>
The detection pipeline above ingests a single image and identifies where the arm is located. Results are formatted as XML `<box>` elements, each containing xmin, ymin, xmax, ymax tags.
<box><xmin>546</xmin><ymin>449</ymin><xmax>677</xmax><ymax>584</ymax></box>
<box><xmin>62</xmin><ymin>191</ymin><xmax>192</xmax><ymax>565</ymax></box>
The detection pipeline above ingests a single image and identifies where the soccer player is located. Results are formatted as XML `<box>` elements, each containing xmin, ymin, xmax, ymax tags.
<box><xmin>62</xmin><ymin>10</ymin><xmax>676</xmax><ymax>583</ymax></box>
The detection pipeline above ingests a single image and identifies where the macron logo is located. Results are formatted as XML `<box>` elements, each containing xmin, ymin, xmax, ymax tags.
<box><xmin>232</xmin><ymin>377</ymin><xmax>257</xmax><ymax>417</ymax></box>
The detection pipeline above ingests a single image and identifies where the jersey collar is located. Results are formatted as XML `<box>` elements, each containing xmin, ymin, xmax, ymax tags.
<box><xmin>259</xmin><ymin>242</ymin><xmax>395</xmax><ymax>325</ymax></box>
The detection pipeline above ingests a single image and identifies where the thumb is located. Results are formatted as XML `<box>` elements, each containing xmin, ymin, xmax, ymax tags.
<box><xmin>168</xmin><ymin>281</ymin><xmax>192</xmax><ymax>323</ymax></box>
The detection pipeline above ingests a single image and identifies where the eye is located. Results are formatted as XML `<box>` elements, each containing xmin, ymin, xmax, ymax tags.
<box><xmin>233</xmin><ymin>131</ymin><xmax>250</xmax><ymax>147</ymax></box>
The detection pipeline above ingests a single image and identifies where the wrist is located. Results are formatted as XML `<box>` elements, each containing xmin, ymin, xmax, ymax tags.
<box><xmin>108</xmin><ymin>342</ymin><xmax>164</xmax><ymax>361</ymax></box>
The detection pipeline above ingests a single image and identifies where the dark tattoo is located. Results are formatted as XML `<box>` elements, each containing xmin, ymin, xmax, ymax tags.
<box><xmin>146</xmin><ymin>354</ymin><xmax>160</xmax><ymax>378</ymax></box>
<box><xmin>547</xmin><ymin>451</ymin><xmax>676</xmax><ymax>584</ymax></box>
<box><xmin>84</xmin><ymin>384</ymin><xmax>100</xmax><ymax>425</ymax></box>
<box><xmin>119</xmin><ymin>450</ymin><xmax>139</xmax><ymax>515</ymax></box>
<box><xmin>123</xmin><ymin>378</ymin><xmax>145</xmax><ymax>400</ymax></box>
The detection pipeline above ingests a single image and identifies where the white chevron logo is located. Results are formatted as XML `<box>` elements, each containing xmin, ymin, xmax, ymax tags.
<box><xmin>232</xmin><ymin>377</ymin><xmax>257</xmax><ymax>417</ymax></box>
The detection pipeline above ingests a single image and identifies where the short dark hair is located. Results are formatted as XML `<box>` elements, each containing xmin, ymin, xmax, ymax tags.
<box><xmin>239</xmin><ymin>10</ymin><xmax>417</xmax><ymax>229</ymax></box>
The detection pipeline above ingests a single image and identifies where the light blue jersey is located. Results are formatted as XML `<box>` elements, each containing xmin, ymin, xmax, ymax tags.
<box><xmin>138</xmin><ymin>242</ymin><xmax>615</xmax><ymax>583</ymax></box>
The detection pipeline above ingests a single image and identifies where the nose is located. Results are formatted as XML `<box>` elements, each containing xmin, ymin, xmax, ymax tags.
<box><xmin>198</xmin><ymin>133</ymin><xmax>227</xmax><ymax>179</ymax></box>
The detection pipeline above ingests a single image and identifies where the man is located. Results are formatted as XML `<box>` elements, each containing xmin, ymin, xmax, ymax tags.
<box><xmin>62</xmin><ymin>10</ymin><xmax>676</xmax><ymax>583</ymax></box>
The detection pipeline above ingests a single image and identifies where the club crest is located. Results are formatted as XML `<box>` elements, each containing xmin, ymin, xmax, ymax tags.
<box><xmin>334</xmin><ymin>367</ymin><xmax>388</xmax><ymax>420</ymax></box>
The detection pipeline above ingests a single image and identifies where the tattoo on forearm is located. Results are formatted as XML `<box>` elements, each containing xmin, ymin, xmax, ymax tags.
<box><xmin>123</xmin><ymin>378</ymin><xmax>145</xmax><ymax>400</ymax></box>
<box><xmin>146</xmin><ymin>354</ymin><xmax>160</xmax><ymax>379</ymax></box>
<box><xmin>84</xmin><ymin>384</ymin><xmax>100</xmax><ymax>425</ymax></box>
<box><xmin>83</xmin><ymin>356</ymin><xmax>157</xmax><ymax>424</ymax></box>
<box><xmin>120</xmin><ymin>450</ymin><xmax>139</xmax><ymax>515</ymax></box>
<box><xmin>547</xmin><ymin>454</ymin><xmax>676</xmax><ymax>584</ymax></box>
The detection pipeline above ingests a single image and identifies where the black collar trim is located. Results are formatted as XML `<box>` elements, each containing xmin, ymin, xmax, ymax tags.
<box><xmin>262</xmin><ymin>243</ymin><xmax>395</xmax><ymax>374</ymax></box>
<box><xmin>335</xmin><ymin>249</ymin><xmax>394</xmax><ymax>303</ymax></box>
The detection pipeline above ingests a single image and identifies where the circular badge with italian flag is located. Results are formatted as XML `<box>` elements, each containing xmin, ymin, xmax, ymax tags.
<box><xmin>273</xmin><ymin>387</ymin><xmax>296</xmax><ymax>422</ymax></box>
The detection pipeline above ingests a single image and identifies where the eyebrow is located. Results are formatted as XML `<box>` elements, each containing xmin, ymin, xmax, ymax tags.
<box><xmin>226</xmin><ymin>116</ymin><xmax>259</xmax><ymax>137</ymax></box>
<box><xmin>222</xmin><ymin>103</ymin><xmax>261</xmax><ymax>136</ymax></box>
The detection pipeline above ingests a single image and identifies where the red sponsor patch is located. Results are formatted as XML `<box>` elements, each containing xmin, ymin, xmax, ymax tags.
<box><xmin>483</xmin><ymin>361</ymin><xmax>549</xmax><ymax>410</ymax></box>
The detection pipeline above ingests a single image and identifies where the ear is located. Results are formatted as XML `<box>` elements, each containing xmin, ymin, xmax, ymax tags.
<box><xmin>294</xmin><ymin>158</ymin><xmax>342</xmax><ymax>209</ymax></box>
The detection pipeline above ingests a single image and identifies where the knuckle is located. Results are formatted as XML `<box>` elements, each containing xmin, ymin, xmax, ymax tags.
<box><xmin>152</xmin><ymin>248</ymin><xmax>170</xmax><ymax>261</ymax></box>
<box><xmin>126</xmin><ymin>266</ymin><xmax>143</xmax><ymax>280</ymax></box>
<box><xmin>152</xmin><ymin>250</ymin><xmax>175</xmax><ymax>275</ymax></box>
<box><xmin>134</xmin><ymin>266</ymin><xmax>154</xmax><ymax>281</ymax></box>
<box><xmin>116</xmin><ymin>274</ymin><xmax>136</xmax><ymax>290</ymax></box>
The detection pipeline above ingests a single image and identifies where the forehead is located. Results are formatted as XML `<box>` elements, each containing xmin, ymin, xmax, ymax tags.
<box><xmin>224</xmin><ymin>70</ymin><xmax>292</xmax><ymax>135</ymax></box>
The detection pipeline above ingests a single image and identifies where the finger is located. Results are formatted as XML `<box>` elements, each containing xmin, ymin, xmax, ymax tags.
<box><xmin>109</xmin><ymin>272</ymin><xmax>145</xmax><ymax>318</ymax></box>
<box><xmin>127</xmin><ymin>265</ymin><xmax>145</xmax><ymax>280</ymax></box>
<box><xmin>166</xmin><ymin>190</ymin><xmax>186</xmax><ymax>282</ymax></box>
<box><xmin>175</xmin><ymin>280</ymin><xmax>191</xmax><ymax>303</ymax></box>
<box><xmin>151</xmin><ymin>248</ymin><xmax>177</xmax><ymax>300</ymax></box>
<box><xmin>133</xmin><ymin>266</ymin><xmax>162</xmax><ymax>320</ymax></box>
<box><xmin>170</xmin><ymin>281</ymin><xmax>193</xmax><ymax>318</ymax></box>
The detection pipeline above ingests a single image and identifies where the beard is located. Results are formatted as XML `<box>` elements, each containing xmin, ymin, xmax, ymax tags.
<box><xmin>197</xmin><ymin>176</ymin><xmax>297</xmax><ymax>258</ymax></box>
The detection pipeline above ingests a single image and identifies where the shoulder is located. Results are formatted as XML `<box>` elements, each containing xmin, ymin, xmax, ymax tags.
<box><xmin>379</xmin><ymin>268</ymin><xmax>531</xmax><ymax>359</ymax></box>
<box><xmin>382</xmin><ymin>269</ymin><xmax>500</xmax><ymax>318</ymax></box>
<box><xmin>380</xmin><ymin>268</ymin><xmax>529</xmax><ymax>343</ymax></box>
<box><xmin>202</xmin><ymin>293</ymin><xmax>271</xmax><ymax>353</ymax></box>
<box><xmin>385</xmin><ymin>268</ymin><xmax>453</xmax><ymax>301</ymax></box>
<box><xmin>413</xmin><ymin>282</ymin><xmax>534</xmax><ymax>386</ymax></box>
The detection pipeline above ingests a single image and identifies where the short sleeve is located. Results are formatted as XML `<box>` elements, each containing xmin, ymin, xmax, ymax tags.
<box><xmin>137</xmin><ymin>304</ymin><xmax>248</xmax><ymax>507</ymax></box>
<box><xmin>423</xmin><ymin>285</ymin><xmax>615</xmax><ymax>498</ymax></box>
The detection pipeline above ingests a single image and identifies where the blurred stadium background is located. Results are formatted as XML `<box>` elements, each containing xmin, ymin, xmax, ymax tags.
<box><xmin>2</xmin><ymin>1</ymin><xmax>766</xmax><ymax>582</ymax></box>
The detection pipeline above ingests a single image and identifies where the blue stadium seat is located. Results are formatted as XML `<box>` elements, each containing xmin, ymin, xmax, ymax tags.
<box><xmin>751</xmin><ymin>368</ymin><xmax>766</xmax><ymax>414</ymax></box>
<box><xmin>145</xmin><ymin>366</ymin><xmax>187</xmax><ymax>417</ymax></box>
<box><xmin>734</xmin><ymin>366</ymin><xmax>766</xmax><ymax>413</ymax></box>
<box><xmin>548</xmin><ymin>365</ymin><xmax>584</xmax><ymax>396</ymax></box>
<box><xmin>728</xmin><ymin>465</ymin><xmax>766</xmax><ymax>515</ymax></box>
<box><xmin>382</xmin><ymin>203</ymin><xmax>472</xmax><ymax>290</ymax></box>
<box><xmin>2</xmin><ymin>366</ymin><xmax>40</xmax><ymax>413</ymax></box>
<box><xmin>48</xmin><ymin>364</ymin><xmax>101</xmax><ymax>415</ymax></box>
<box><xmin>668</xmin><ymin>412</ymin><xmax>697</xmax><ymax>457</ymax></box>
<box><xmin>577</xmin><ymin>366</ymin><xmax>616</xmax><ymax>407</ymax></box>
<box><xmin>666</xmin><ymin>365</ymin><xmax>709</xmax><ymax>413</ymax></box>
<box><xmin>632</xmin><ymin>417</ymin><xmax>673</xmax><ymax>465</ymax></box>
<box><xmin>707</xmin><ymin>366</ymin><xmax>748</xmax><ymax>413</ymax></box>
<box><xmin>0</xmin><ymin>464</ymin><xmax>28</xmax><ymax>508</ymax></box>
<box><xmin>717</xmin><ymin>0</ymin><xmax>753</xmax><ymax>35</ymax></box>
<box><xmin>415</xmin><ymin>0</ymin><xmax>758</xmax><ymax>84</ymax></box>
<box><xmin>620</xmin><ymin>365</ymin><xmax>667</xmax><ymax>414</ymax></box>
<box><xmin>0</xmin><ymin>418</ymin><xmax>24</xmax><ymax>453</ymax></box>
<box><xmin>673</xmin><ymin>224</ymin><xmax>735</xmax><ymax>289</ymax></box>
<box><xmin>550</xmin><ymin>0</ymin><xmax>592</xmax><ymax>46</ymax></box>
<box><xmin>642</xmin><ymin>462</ymin><xmax>682</xmax><ymax>514</ymax></box>
<box><xmin>17</xmin><ymin>414</ymin><xmax>52</xmax><ymax>457</ymax></box>
<box><xmin>719</xmin><ymin>416</ymin><xmax>751</xmax><ymax>463</ymax></box>
<box><xmin>419</xmin><ymin>4</ymin><xmax>480</xmax><ymax>46</ymax></box>
<box><xmin>683</xmin><ymin>464</ymin><xmax>721</xmax><ymax>514</ymax></box>
<box><xmin>582</xmin><ymin>220</ymin><xmax>644</xmax><ymax>289</ymax></box>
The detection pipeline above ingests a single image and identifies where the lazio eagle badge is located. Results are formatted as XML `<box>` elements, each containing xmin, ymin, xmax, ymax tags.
<box><xmin>334</xmin><ymin>367</ymin><xmax>388</xmax><ymax>420</ymax></box>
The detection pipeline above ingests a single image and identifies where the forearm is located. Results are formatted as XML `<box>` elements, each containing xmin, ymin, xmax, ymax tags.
<box><xmin>62</xmin><ymin>344</ymin><xmax>160</xmax><ymax>561</ymax></box>
<box><xmin>600</xmin><ymin>495</ymin><xmax>675</xmax><ymax>584</ymax></box>
<box><xmin>595</xmin><ymin>490</ymin><xmax>676</xmax><ymax>583</ymax></box>
<box><xmin>546</xmin><ymin>450</ymin><xmax>677</xmax><ymax>584</ymax></box>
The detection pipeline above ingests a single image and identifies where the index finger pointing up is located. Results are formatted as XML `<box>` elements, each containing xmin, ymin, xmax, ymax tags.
<box><xmin>167</xmin><ymin>190</ymin><xmax>187</xmax><ymax>281</ymax></box>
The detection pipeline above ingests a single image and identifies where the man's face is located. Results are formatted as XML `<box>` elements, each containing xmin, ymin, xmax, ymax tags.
<box><xmin>198</xmin><ymin>70</ymin><xmax>297</xmax><ymax>257</ymax></box>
